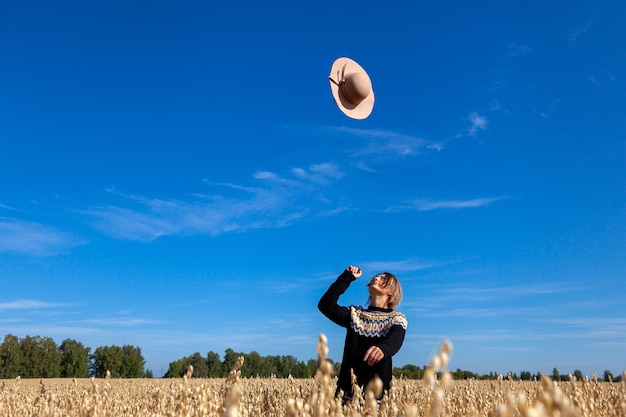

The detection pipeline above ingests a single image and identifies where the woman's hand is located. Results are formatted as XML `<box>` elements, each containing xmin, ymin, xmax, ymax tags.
<box><xmin>347</xmin><ymin>265</ymin><xmax>362</xmax><ymax>278</ymax></box>
<box><xmin>363</xmin><ymin>345</ymin><xmax>384</xmax><ymax>366</ymax></box>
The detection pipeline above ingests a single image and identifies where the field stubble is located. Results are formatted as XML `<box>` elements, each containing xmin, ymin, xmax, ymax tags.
<box><xmin>1</xmin><ymin>336</ymin><xmax>625</xmax><ymax>417</ymax></box>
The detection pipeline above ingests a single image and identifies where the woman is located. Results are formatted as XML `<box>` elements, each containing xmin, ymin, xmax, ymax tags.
<box><xmin>318</xmin><ymin>265</ymin><xmax>407</xmax><ymax>402</ymax></box>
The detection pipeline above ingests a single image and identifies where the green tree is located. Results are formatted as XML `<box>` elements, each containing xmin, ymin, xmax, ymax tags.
<box><xmin>223</xmin><ymin>348</ymin><xmax>242</xmax><ymax>375</ymax></box>
<box><xmin>306</xmin><ymin>359</ymin><xmax>318</xmax><ymax>377</ymax></box>
<box><xmin>603</xmin><ymin>370</ymin><xmax>614</xmax><ymax>382</ymax></box>
<box><xmin>120</xmin><ymin>345</ymin><xmax>145</xmax><ymax>378</ymax></box>
<box><xmin>281</xmin><ymin>355</ymin><xmax>298</xmax><ymax>377</ymax></box>
<box><xmin>573</xmin><ymin>369</ymin><xmax>584</xmax><ymax>381</ymax></box>
<box><xmin>163</xmin><ymin>358</ymin><xmax>186</xmax><ymax>378</ymax></box>
<box><xmin>207</xmin><ymin>351</ymin><xmax>222</xmax><ymax>377</ymax></box>
<box><xmin>188</xmin><ymin>352</ymin><xmax>209</xmax><ymax>378</ymax></box>
<box><xmin>19</xmin><ymin>336</ymin><xmax>39</xmax><ymax>378</ymax></box>
<box><xmin>483</xmin><ymin>372</ymin><xmax>498</xmax><ymax>380</ymax></box>
<box><xmin>242</xmin><ymin>351</ymin><xmax>263</xmax><ymax>377</ymax></box>
<box><xmin>552</xmin><ymin>367</ymin><xmax>560</xmax><ymax>381</ymax></box>
<box><xmin>92</xmin><ymin>344</ymin><xmax>144</xmax><ymax>378</ymax></box>
<box><xmin>0</xmin><ymin>334</ymin><xmax>23</xmax><ymax>378</ymax></box>
<box><xmin>20</xmin><ymin>336</ymin><xmax>61</xmax><ymax>378</ymax></box>
<box><xmin>92</xmin><ymin>345</ymin><xmax>124</xmax><ymax>377</ymax></box>
<box><xmin>291</xmin><ymin>361</ymin><xmax>308</xmax><ymax>378</ymax></box>
<box><xmin>333</xmin><ymin>361</ymin><xmax>341</xmax><ymax>377</ymax></box>
<box><xmin>394</xmin><ymin>364</ymin><xmax>423</xmax><ymax>379</ymax></box>
<box><xmin>164</xmin><ymin>353</ymin><xmax>208</xmax><ymax>378</ymax></box>
<box><xmin>60</xmin><ymin>339</ymin><xmax>91</xmax><ymax>378</ymax></box>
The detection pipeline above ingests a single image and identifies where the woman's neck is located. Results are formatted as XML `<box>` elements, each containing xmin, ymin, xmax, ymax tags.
<box><xmin>369</xmin><ymin>294</ymin><xmax>390</xmax><ymax>309</ymax></box>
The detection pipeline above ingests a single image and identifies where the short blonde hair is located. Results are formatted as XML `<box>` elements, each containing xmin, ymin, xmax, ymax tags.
<box><xmin>367</xmin><ymin>272</ymin><xmax>403</xmax><ymax>309</ymax></box>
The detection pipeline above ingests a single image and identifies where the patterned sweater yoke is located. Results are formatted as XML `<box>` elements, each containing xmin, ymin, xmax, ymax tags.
<box><xmin>350</xmin><ymin>306</ymin><xmax>408</xmax><ymax>338</ymax></box>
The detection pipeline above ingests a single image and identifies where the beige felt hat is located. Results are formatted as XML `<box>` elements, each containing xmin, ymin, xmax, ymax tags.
<box><xmin>328</xmin><ymin>57</ymin><xmax>375</xmax><ymax>120</ymax></box>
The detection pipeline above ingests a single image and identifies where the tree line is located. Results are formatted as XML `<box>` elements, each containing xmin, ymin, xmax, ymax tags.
<box><xmin>393</xmin><ymin>365</ymin><xmax>622</xmax><ymax>382</ymax></box>
<box><xmin>163</xmin><ymin>348</ymin><xmax>320</xmax><ymax>378</ymax></box>
<box><xmin>164</xmin><ymin>351</ymin><xmax>622</xmax><ymax>382</ymax></box>
<box><xmin>0</xmin><ymin>334</ymin><xmax>152</xmax><ymax>379</ymax></box>
<box><xmin>1</xmin><ymin>334</ymin><xmax>621</xmax><ymax>381</ymax></box>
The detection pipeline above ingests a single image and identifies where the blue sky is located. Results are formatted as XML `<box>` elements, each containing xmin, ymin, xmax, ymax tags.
<box><xmin>1</xmin><ymin>1</ymin><xmax>625</xmax><ymax>378</ymax></box>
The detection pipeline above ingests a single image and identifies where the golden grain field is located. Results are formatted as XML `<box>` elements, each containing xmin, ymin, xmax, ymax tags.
<box><xmin>2</xmin><ymin>373</ymin><xmax>625</xmax><ymax>417</ymax></box>
<box><xmin>1</xmin><ymin>336</ymin><xmax>625</xmax><ymax>417</ymax></box>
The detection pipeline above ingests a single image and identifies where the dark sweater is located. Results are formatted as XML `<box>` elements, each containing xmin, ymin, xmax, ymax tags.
<box><xmin>318</xmin><ymin>270</ymin><xmax>407</xmax><ymax>399</ymax></box>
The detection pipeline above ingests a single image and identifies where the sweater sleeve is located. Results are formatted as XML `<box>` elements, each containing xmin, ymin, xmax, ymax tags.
<box><xmin>377</xmin><ymin>322</ymin><xmax>406</xmax><ymax>358</ymax></box>
<box><xmin>318</xmin><ymin>269</ymin><xmax>356</xmax><ymax>328</ymax></box>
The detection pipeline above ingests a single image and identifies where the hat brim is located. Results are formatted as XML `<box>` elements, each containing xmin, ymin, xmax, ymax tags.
<box><xmin>329</xmin><ymin>57</ymin><xmax>375</xmax><ymax>120</ymax></box>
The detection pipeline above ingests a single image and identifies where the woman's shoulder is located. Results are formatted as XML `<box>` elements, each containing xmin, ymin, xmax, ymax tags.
<box><xmin>389</xmin><ymin>310</ymin><xmax>408</xmax><ymax>329</ymax></box>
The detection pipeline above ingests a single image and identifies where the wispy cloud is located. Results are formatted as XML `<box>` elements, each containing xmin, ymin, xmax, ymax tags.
<box><xmin>385</xmin><ymin>197</ymin><xmax>507</xmax><ymax>212</ymax></box>
<box><xmin>314</xmin><ymin>204</ymin><xmax>354</xmax><ymax>218</ymax></box>
<box><xmin>437</xmin><ymin>283</ymin><xmax>590</xmax><ymax>302</ymax></box>
<box><xmin>251</xmin><ymin>171</ymin><xmax>300</xmax><ymax>186</ymax></box>
<box><xmin>0</xmin><ymin>218</ymin><xmax>85</xmax><ymax>256</ymax></box>
<box><xmin>570</xmin><ymin>21</ymin><xmax>594</xmax><ymax>43</ymax></box>
<box><xmin>589</xmin><ymin>70</ymin><xmax>618</xmax><ymax>86</ymax></box>
<box><xmin>604</xmin><ymin>70</ymin><xmax>617</xmax><ymax>81</ymax></box>
<box><xmin>291</xmin><ymin>162</ymin><xmax>343</xmax><ymax>184</ymax></box>
<box><xmin>0</xmin><ymin>203</ymin><xmax>19</xmax><ymax>211</ymax></box>
<box><xmin>530</xmin><ymin>105</ymin><xmax>549</xmax><ymax>119</ymax></box>
<box><xmin>265</xmin><ymin>279</ymin><xmax>318</xmax><ymax>294</ymax></box>
<box><xmin>85</xmin><ymin>194</ymin><xmax>280</xmax><ymax>241</ymax></box>
<box><xmin>507</xmin><ymin>42</ymin><xmax>531</xmax><ymax>56</ymax></box>
<box><xmin>421</xmin><ymin>306</ymin><xmax>523</xmax><ymax>318</ymax></box>
<box><xmin>82</xmin><ymin>318</ymin><xmax>158</xmax><ymax>327</ymax></box>
<box><xmin>84</xmin><ymin>163</ymin><xmax>345</xmax><ymax>242</ymax></box>
<box><xmin>406</xmin><ymin>282</ymin><xmax>593</xmax><ymax>320</ymax></box>
<box><xmin>468</xmin><ymin>112</ymin><xmax>488</xmax><ymax>136</ymax></box>
<box><xmin>283</xmin><ymin>124</ymin><xmax>445</xmax><ymax>172</ymax></box>
<box><xmin>0</xmin><ymin>299</ymin><xmax>69</xmax><ymax>311</ymax></box>
<box><xmin>540</xmin><ymin>317</ymin><xmax>626</xmax><ymax>330</ymax></box>
<box><xmin>332</xmin><ymin>126</ymin><xmax>430</xmax><ymax>157</ymax></box>
<box><xmin>360</xmin><ymin>260</ymin><xmax>444</xmax><ymax>274</ymax></box>
<box><xmin>589</xmin><ymin>76</ymin><xmax>603</xmax><ymax>86</ymax></box>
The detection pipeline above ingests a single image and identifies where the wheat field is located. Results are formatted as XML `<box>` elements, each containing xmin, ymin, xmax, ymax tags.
<box><xmin>1</xmin><ymin>336</ymin><xmax>625</xmax><ymax>417</ymax></box>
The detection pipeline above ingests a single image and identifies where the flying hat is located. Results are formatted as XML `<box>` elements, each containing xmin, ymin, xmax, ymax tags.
<box><xmin>328</xmin><ymin>57</ymin><xmax>375</xmax><ymax>120</ymax></box>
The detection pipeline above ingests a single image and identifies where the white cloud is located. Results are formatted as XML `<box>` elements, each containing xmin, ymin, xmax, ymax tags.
<box><xmin>507</xmin><ymin>42</ymin><xmax>531</xmax><ymax>56</ymax></box>
<box><xmin>292</xmin><ymin>162</ymin><xmax>343</xmax><ymax>184</ymax></box>
<box><xmin>589</xmin><ymin>77</ymin><xmax>603</xmax><ymax>86</ymax></box>
<box><xmin>252</xmin><ymin>171</ymin><xmax>299</xmax><ymax>186</ymax></box>
<box><xmin>386</xmin><ymin>197</ymin><xmax>507</xmax><ymax>212</ymax></box>
<box><xmin>82</xmin><ymin>318</ymin><xmax>158</xmax><ymax>327</ymax></box>
<box><xmin>0</xmin><ymin>218</ymin><xmax>85</xmax><ymax>256</ymax></box>
<box><xmin>84</xmin><ymin>163</ymin><xmax>345</xmax><ymax>242</ymax></box>
<box><xmin>604</xmin><ymin>70</ymin><xmax>617</xmax><ymax>81</ymax></box>
<box><xmin>438</xmin><ymin>283</ymin><xmax>589</xmax><ymax>302</ymax></box>
<box><xmin>0</xmin><ymin>299</ymin><xmax>68</xmax><ymax>311</ymax></box>
<box><xmin>355</xmin><ymin>161</ymin><xmax>376</xmax><ymax>173</ymax></box>
<box><xmin>570</xmin><ymin>21</ymin><xmax>594</xmax><ymax>43</ymax></box>
<box><xmin>427</xmin><ymin>143</ymin><xmax>445</xmax><ymax>151</ymax></box>
<box><xmin>0</xmin><ymin>203</ymin><xmax>18</xmax><ymax>211</ymax></box>
<box><xmin>327</xmin><ymin>126</ymin><xmax>431</xmax><ymax>157</ymax></box>
<box><xmin>85</xmin><ymin>193</ymin><xmax>280</xmax><ymax>242</ymax></box>
<box><xmin>286</xmin><ymin>124</ymin><xmax>442</xmax><ymax>165</ymax></box>
<box><xmin>253</xmin><ymin>171</ymin><xmax>278</xmax><ymax>181</ymax></box>
<box><xmin>360</xmin><ymin>260</ymin><xmax>443</xmax><ymax>274</ymax></box>
<box><xmin>468</xmin><ymin>112</ymin><xmax>488</xmax><ymax>136</ymax></box>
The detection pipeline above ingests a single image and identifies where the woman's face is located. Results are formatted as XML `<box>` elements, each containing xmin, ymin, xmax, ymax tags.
<box><xmin>367</xmin><ymin>274</ymin><xmax>390</xmax><ymax>295</ymax></box>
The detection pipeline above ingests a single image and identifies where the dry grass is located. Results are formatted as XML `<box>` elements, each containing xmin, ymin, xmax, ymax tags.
<box><xmin>1</xmin><ymin>335</ymin><xmax>625</xmax><ymax>417</ymax></box>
